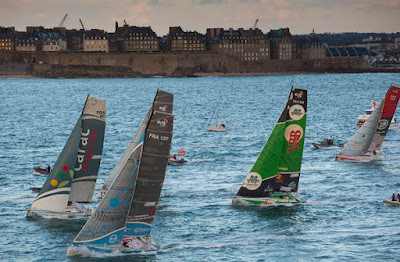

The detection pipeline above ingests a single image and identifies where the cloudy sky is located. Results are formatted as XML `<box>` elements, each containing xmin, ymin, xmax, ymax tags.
<box><xmin>0</xmin><ymin>0</ymin><xmax>399</xmax><ymax>35</ymax></box>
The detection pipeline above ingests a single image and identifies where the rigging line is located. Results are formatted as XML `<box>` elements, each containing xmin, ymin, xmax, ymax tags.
<box><xmin>208</xmin><ymin>109</ymin><xmax>216</xmax><ymax>126</ymax></box>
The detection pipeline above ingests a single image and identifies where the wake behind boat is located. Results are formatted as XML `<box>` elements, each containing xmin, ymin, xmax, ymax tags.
<box><xmin>335</xmin><ymin>86</ymin><xmax>400</xmax><ymax>162</ymax></box>
<box><xmin>68</xmin><ymin>89</ymin><xmax>174</xmax><ymax>257</ymax></box>
<box><xmin>232</xmin><ymin>87</ymin><xmax>307</xmax><ymax>206</ymax></box>
<box><xmin>27</xmin><ymin>95</ymin><xmax>106</xmax><ymax>219</ymax></box>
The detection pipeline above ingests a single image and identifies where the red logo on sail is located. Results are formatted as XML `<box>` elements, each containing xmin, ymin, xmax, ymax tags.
<box><xmin>288</xmin><ymin>130</ymin><xmax>301</xmax><ymax>153</ymax></box>
<box><xmin>284</xmin><ymin>124</ymin><xmax>304</xmax><ymax>153</ymax></box>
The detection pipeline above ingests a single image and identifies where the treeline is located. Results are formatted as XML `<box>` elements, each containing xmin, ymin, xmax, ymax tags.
<box><xmin>296</xmin><ymin>32</ymin><xmax>400</xmax><ymax>46</ymax></box>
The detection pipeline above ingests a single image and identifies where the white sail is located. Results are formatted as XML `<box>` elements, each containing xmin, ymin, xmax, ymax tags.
<box><xmin>336</xmin><ymin>99</ymin><xmax>384</xmax><ymax>158</ymax></box>
<box><xmin>100</xmin><ymin>107</ymin><xmax>151</xmax><ymax>197</ymax></box>
<box><xmin>207</xmin><ymin>96</ymin><xmax>227</xmax><ymax>132</ymax></box>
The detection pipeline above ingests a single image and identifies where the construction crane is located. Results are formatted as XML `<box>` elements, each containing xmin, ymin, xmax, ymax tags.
<box><xmin>79</xmin><ymin>19</ymin><xmax>85</xmax><ymax>30</ymax></box>
<box><xmin>253</xmin><ymin>19</ymin><xmax>259</xmax><ymax>29</ymax></box>
<box><xmin>57</xmin><ymin>14</ymin><xmax>68</xmax><ymax>27</ymax></box>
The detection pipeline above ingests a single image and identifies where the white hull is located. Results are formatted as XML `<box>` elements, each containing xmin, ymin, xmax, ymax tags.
<box><xmin>232</xmin><ymin>196</ymin><xmax>302</xmax><ymax>206</ymax></box>
<box><xmin>67</xmin><ymin>236</ymin><xmax>157</xmax><ymax>257</ymax></box>
<box><xmin>335</xmin><ymin>153</ymin><xmax>381</xmax><ymax>162</ymax></box>
<box><xmin>27</xmin><ymin>202</ymin><xmax>91</xmax><ymax>219</ymax></box>
<box><xmin>26</xmin><ymin>209</ymin><xmax>91</xmax><ymax>220</ymax></box>
<box><xmin>383</xmin><ymin>199</ymin><xmax>400</xmax><ymax>207</ymax></box>
<box><xmin>311</xmin><ymin>143</ymin><xmax>342</xmax><ymax>149</ymax></box>
<box><xmin>168</xmin><ymin>158</ymin><xmax>187</xmax><ymax>165</ymax></box>
<box><xmin>32</xmin><ymin>171</ymin><xmax>48</xmax><ymax>176</ymax></box>
<box><xmin>356</xmin><ymin>116</ymin><xmax>398</xmax><ymax>129</ymax></box>
<box><xmin>208</xmin><ymin>125</ymin><xmax>227</xmax><ymax>132</ymax></box>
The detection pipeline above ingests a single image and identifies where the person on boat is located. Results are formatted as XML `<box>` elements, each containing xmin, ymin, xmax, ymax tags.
<box><xmin>221</xmin><ymin>123</ymin><xmax>226</xmax><ymax>128</ymax></box>
<box><xmin>397</xmin><ymin>193</ymin><xmax>400</xmax><ymax>202</ymax></box>
<box><xmin>46</xmin><ymin>165</ymin><xmax>51</xmax><ymax>172</ymax></box>
<box><xmin>173</xmin><ymin>154</ymin><xmax>177</xmax><ymax>159</ymax></box>
<box><xmin>68</xmin><ymin>201</ymin><xmax>85</xmax><ymax>212</ymax></box>
<box><xmin>392</xmin><ymin>193</ymin><xmax>396</xmax><ymax>201</ymax></box>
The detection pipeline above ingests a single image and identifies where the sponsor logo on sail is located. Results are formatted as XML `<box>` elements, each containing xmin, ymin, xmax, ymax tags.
<box><xmin>109</xmin><ymin>234</ymin><xmax>118</xmax><ymax>243</ymax></box>
<box><xmin>276</xmin><ymin>173</ymin><xmax>284</xmax><ymax>183</ymax></box>
<box><xmin>244</xmin><ymin>172</ymin><xmax>262</xmax><ymax>190</ymax></box>
<box><xmin>289</xmin><ymin>181</ymin><xmax>297</xmax><ymax>190</ymax></box>
<box><xmin>157</xmin><ymin>119</ymin><xmax>168</xmax><ymax>127</ymax></box>
<box><xmin>294</xmin><ymin>91</ymin><xmax>303</xmax><ymax>98</ymax></box>
<box><xmin>284</xmin><ymin>124</ymin><xmax>304</xmax><ymax>153</ymax></box>
<box><xmin>378</xmin><ymin>119</ymin><xmax>389</xmax><ymax>130</ymax></box>
<box><xmin>289</xmin><ymin>105</ymin><xmax>305</xmax><ymax>120</ymax></box>
<box><xmin>50</xmin><ymin>165</ymin><xmax>74</xmax><ymax>188</ymax></box>
<box><xmin>158</xmin><ymin>105</ymin><xmax>167</xmax><ymax>112</ymax></box>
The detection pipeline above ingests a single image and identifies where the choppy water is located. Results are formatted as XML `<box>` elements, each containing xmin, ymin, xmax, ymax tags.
<box><xmin>1</xmin><ymin>73</ymin><xmax>400</xmax><ymax>261</ymax></box>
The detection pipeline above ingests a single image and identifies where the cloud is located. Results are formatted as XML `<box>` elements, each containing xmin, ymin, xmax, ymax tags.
<box><xmin>0</xmin><ymin>0</ymin><xmax>399</xmax><ymax>34</ymax></box>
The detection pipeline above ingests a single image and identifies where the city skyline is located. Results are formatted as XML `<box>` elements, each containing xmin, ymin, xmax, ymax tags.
<box><xmin>1</xmin><ymin>0</ymin><xmax>399</xmax><ymax>35</ymax></box>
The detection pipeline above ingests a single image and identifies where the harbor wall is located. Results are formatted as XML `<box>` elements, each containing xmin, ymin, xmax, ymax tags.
<box><xmin>0</xmin><ymin>51</ymin><xmax>372</xmax><ymax>78</ymax></box>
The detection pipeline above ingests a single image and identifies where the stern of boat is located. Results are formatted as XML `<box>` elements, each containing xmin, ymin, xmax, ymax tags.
<box><xmin>232</xmin><ymin>196</ymin><xmax>302</xmax><ymax>206</ymax></box>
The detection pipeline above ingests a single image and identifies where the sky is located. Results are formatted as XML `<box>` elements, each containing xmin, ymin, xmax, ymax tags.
<box><xmin>0</xmin><ymin>0</ymin><xmax>399</xmax><ymax>36</ymax></box>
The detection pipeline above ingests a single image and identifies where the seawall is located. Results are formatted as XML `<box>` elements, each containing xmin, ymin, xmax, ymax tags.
<box><xmin>0</xmin><ymin>51</ymin><xmax>395</xmax><ymax>78</ymax></box>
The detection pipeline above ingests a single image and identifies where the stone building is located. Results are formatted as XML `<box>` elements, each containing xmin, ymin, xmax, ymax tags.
<box><xmin>66</xmin><ymin>29</ymin><xmax>83</xmax><ymax>52</ymax></box>
<box><xmin>267</xmin><ymin>28</ymin><xmax>296</xmax><ymax>60</ymax></box>
<box><xmin>38</xmin><ymin>31</ymin><xmax>67</xmax><ymax>52</ymax></box>
<box><xmin>14</xmin><ymin>32</ymin><xmax>37</xmax><ymax>52</ymax></box>
<box><xmin>207</xmin><ymin>27</ymin><xmax>270</xmax><ymax>61</ymax></box>
<box><xmin>167</xmin><ymin>26</ymin><xmax>206</xmax><ymax>52</ymax></box>
<box><xmin>83</xmin><ymin>29</ymin><xmax>109</xmax><ymax>53</ymax></box>
<box><xmin>116</xmin><ymin>24</ymin><xmax>159</xmax><ymax>52</ymax></box>
<box><xmin>0</xmin><ymin>27</ymin><xmax>15</xmax><ymax>51</ymax></box>
<box><xmin>296</xmin><ymin>36</ymin><xmax>326</xmax><ymax>60</ymax></box>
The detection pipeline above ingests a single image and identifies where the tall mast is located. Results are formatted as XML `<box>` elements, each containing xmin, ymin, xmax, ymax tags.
<box><xmin>216</xmin><ymin>96</ymin><xmax>221</xmax><ymax>126</ymax></box>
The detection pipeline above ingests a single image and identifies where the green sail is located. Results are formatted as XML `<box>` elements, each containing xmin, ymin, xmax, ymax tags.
<box><xmin>236</xmin><ymin>88</ymin><xmax>307</xmax><ymax>198</ymax></box>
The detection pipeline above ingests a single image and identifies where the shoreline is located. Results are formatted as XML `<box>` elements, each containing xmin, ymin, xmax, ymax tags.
<box><xmin>1</xmin><ymin>71</ymin><xmax>396</xmax><ymax>79</ymax></box>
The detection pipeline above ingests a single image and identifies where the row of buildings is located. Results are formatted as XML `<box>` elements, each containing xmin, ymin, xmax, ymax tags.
<box><xmin>0</xmin><ymin>24</ymin><xmax>371</xmax><ymax>61</ymax></box>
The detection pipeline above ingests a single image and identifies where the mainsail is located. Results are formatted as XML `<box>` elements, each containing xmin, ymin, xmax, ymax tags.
<box><xmin>69</xmin><ymin>96</ymin><xmax>106</xmax><ymax>202</ymax></box>
<box><xmin>335</xmin><ymin>99</ymin><xmax>384</xmax><ymax>159</ymax></box>
<box><xmin>234</xmin><ymin>88</ymin><xmax>307</xmax><ymax>203</ymax></box>
<box><xmin>68</xmin><ymin>89</ymin><xmax>173</xmax><ymax>254</ymax></box>
<box><xmin>369</xmin><ymin>86</ymin><xmax>400</xmax><ymax>152</ymax></box>
<box><xmin>100</xmin><ymin>107</ymin><xmax>151</xmax><ymax>197</ymax></box>
<box><xmin>28</xmin><ymin>96</ymin><xmax>106</xmax><ymax>215</ymax></box>
<box><xmin>99</xmin><ymin>90</ymin><xmax>174</xmax><ymax>197</ymax></box>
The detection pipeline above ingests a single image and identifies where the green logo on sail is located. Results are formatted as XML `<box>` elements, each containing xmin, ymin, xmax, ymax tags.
<box><xmin>289</xmin><ymin>105</ymin><xmax>305</xmax><ymax>120</ymax></box>
<box><xmin>244</xmin><ymin>172</ymin><xmax>262</xmax><ymax>190</ymax></box>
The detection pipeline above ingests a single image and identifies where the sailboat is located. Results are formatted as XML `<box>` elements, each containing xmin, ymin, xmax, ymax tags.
<box><xmin>356</xmin><ymin>98</ymin><xmax>399</xmax><ymax>129</ymax></box>
<box><xmin>232</xmin><ymin>88</ymin><xmax>307</xmax><ymax>206</ymax></box>
<box><xmin>207</xmin><ymin>96</ymin><xmax>227</xmax><ymax>132</ymax></box>
<box><xmin>335</xmin><ymin>86</ymin><xmax>400</xmax><ymax>162</ymax></box>
<box><xmin>27</xmin><ymin>96</ymin><xmax>106</xmax><ymax>219</ymax></box>
<box><xmin>98</xmin><ymin>105</ymin><xmax>152</xmax><ymax>199</ymax></box>
<box><xmin>67</xmin><ymin>89</ymin><xmax>173</xmax><ymax>256</ymax></box>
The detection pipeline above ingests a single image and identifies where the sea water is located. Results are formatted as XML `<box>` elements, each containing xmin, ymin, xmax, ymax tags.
<box><xmin>1</xmin><ymin>73</ymin><xmax>400</xmax><ymax>261</ymax></box>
